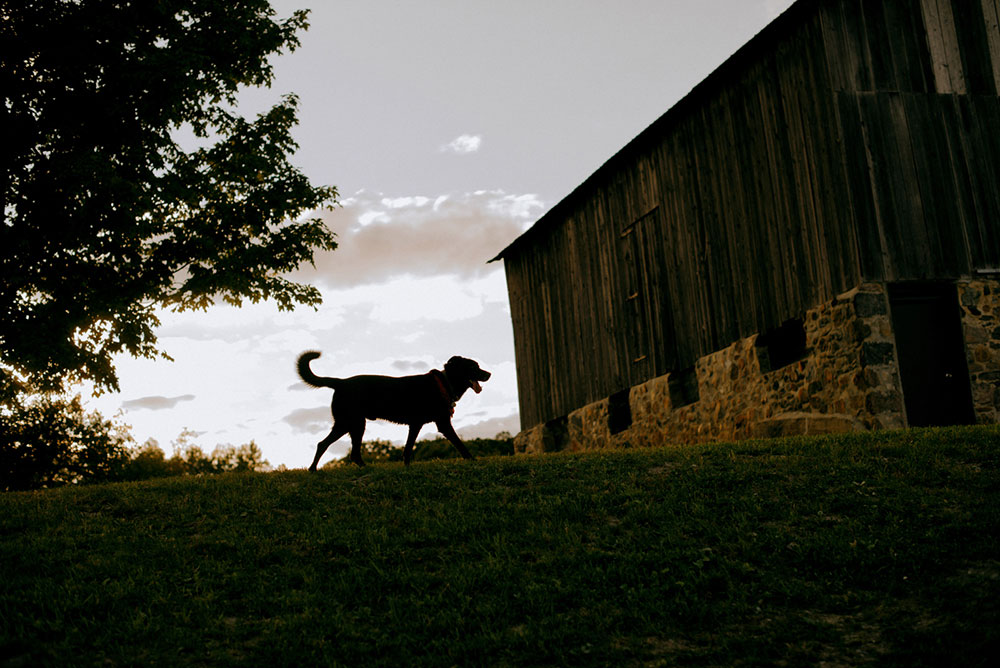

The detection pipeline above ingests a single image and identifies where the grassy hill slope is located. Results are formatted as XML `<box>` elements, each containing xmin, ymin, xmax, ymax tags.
<box><xmin>2</xmin><ymin>426</ymin><xmax>999</xmax><ymax>667</ymax></box>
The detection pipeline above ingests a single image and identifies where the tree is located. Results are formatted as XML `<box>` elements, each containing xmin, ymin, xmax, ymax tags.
<box><xmin>118</xmin><ymin>439</ymin><xmax>187</xmax><ymax>480</ymax></box>
<box><xmin>211</xmin><ymin>441</ymin><xmax>271</xmax><ymax>472</ymax></box>
<box><xmin>0</xmin><ymin>394</ymin><xmax>133</xmax><ymax>490</ymax></box>
<box><xmin>115</xmin><ymin>435</ymin><xmax>271</xmax><ymax>480</ymax></box>
<box><xmin>0</xmin><ymin>0</ymin><xmax>338</xmax><ymax>399</ymax></box>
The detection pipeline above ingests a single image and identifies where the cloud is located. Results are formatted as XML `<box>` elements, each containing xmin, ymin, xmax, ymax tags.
<box><xmin>282</xmin><ymin>406</ymin><xmax>331</xmax><ymax>434</ymax></box>
<box><xmin>299</xmin><ymin>190</ymin><xmax>543</xmax><ymax>289</ymax></box>
<box><xmin>392</xmin><ymin>359</ymin><xmax>430</xmax><ymax>373</ymax></box>
<box><xmin>121</xmin><ymin>394</ymin><xmax>196</xmax><ymax>411</ymax></box>
<box><xmin>449</xmin><ymin>414</ymin><xmax>521</xmax><ymax>440</ymax></box>
<box><xmin>440</xmin><ymin>134</ymin><xmax>482</xmax><ymax>154</ymax></box>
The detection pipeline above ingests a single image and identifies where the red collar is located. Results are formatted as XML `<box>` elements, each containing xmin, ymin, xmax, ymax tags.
<box><xmin>431</xmin><ymin>369</ymin><xmax>456</xmax><ymax>416</ymax></box>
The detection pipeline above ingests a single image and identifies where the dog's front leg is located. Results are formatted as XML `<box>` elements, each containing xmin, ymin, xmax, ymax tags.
<box><xmin>310</xmin><ymin>423</ymin><xmax>349</xmax><ymax>472</ymax></box>
<box><xmin>403</xmin><ymin>424</ymin><xmax>422</xmax><ymax>466</ymax></box>
<box><xmin>436</xmin><ymin>420</ymin><xmax>474</xmax><ymax>460</ymax></box>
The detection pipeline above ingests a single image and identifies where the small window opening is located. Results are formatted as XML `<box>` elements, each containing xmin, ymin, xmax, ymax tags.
<box><xmin>608</xmin><ymin>389</ymin><xmax>632</xmax><ymax>435</ymax></box>
<box><xmin>544</xmin><ymin>416</ymin><xmax>569</xmax><ymax>452</ymax></box>
<box><xmin>756</xmin><ymin>318</ymin><xmax>807</xmax><ymax>372</ymax></box>
<box><xmin>668</xmin><ymin>366</ymin><xmax>699</xmax><ymax>408</ymax></box>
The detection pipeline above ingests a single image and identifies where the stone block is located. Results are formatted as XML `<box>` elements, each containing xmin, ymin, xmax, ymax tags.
<box><xmin>514</xmin><ymin>425</ymin><xmax>546</xmax><ymax>454</ymax></box>
<box><xmin>751</xmin><ymin>413</ymin><xmax>808</xmax><ymax>438</ymax></box>
<box><xmin>751</xmin><ymin>412</ymin><xmax>865</xmax><ymax>438</ymax></box>
<box><xmin>865</xmin><ymin>390</ymin><xmax>902</xmax><ymax>415</ymax></box>
<box><xmin>854</xmin><ymin>292</ymin><xmax>887</xmax><ymax>317</ymax></box>
<box><xmin>961</xmin><ymin>285</ymin><xmax>981</xmax><ymax>306</ymax></box>
<box><xmin>861</xmin><ymin>342</ymin><xmax>895</xmax><ymax>367</ymax></box>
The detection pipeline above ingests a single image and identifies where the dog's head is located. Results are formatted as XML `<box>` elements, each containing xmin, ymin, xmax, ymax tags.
<box><xmin>443</xmin><ymin>356</ymin><xmax>491</xmax><ymax>397</ymax></box>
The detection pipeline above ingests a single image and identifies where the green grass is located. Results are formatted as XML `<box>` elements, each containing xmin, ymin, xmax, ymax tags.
<box><xmin>2</xmin><ymin>426</ymin><xmax>999</xmax><ymax>667</ymax></box>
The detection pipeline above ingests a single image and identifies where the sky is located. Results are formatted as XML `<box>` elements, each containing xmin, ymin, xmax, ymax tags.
<box><xmin>87</xmin><ymin>0</ymin><xmax>797</xmax><ymax>469</ymax></box>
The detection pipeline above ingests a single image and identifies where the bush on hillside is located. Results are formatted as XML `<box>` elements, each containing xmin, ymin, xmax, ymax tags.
<box><xmin>117</xmin><ymin>438</ymin><xmax>271</xmax><ymax>481</ymax></box>
<box><xmin>0</xmin><ymin>394</ymin><xmax>133</xmax><ymax>491</ymax></box>
<box><xmin>1</xmin><ymin>404</ymin><xmax>272</xmax><ymax>491</ymax></box>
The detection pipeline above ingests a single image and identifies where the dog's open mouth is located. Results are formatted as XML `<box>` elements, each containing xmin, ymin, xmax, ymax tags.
<box><xmin>470</xmin><ymin>380</ymin><xmax>483</xmax><ymax>394</ymax></box>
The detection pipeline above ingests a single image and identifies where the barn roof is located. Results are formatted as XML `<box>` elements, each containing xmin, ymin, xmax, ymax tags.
<box><xmin>489</xmin><ymin>0</ymin><xmax>812</xmax><ymax>263</ymax></box>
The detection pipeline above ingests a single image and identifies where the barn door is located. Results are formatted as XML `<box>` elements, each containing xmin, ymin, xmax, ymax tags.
<box><xmin>619</xmin><ymin>206</ymin><xmax>675</xmax><ymax>385</ymax></box>
<box><xmin>620</xmin><ymin>214</ymin><xmax>651</xmax><ymax>386</ymax></box>
<box><xmin>888</xmin><ymin>282</ymin><xmax>975</xmax><ymax>427</ymax></box>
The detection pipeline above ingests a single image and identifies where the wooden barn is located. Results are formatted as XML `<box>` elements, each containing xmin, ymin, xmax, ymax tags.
<box><xmin>492</xmin><ymin>0</ymin><xmax>1000</xmax><ymax>453</ymax></box>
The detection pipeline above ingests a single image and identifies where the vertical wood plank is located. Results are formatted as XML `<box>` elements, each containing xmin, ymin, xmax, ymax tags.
<box><xmin>964</xmin><ymin>97</ymin><xmax>1000</xmax><ymax>266</ymax></box>
<box><xmin>903</xmin><ymin>94</ymin><xmax>968</xmax><ymax>276</ymax></box>
<box><xmin>858</xmin><ymin>94</ymin><xmax>906</xmax><ymax>280</ymax></box>
<box><xmin>921</xmin><ymin>0</ymin><xmax>950</xmax><ymax>91</ymax></box>
<box><xmin>938</xmin><ymin>0</ymin><xmax>968</xmax><ymax>92</ymax></box>
<box><xmin>842</xmin><ymin>0</ymin><xmax>876</xmax><ymax>90</ymax></box>
<box><xmin>836</xmin><ymin>92</ymin><xmax>885</xmax><ymax>281</ymax></box>
<box><xmin>936</xmin><ymin>95</ymin><xmax>983</xmax><ymax>268</ymax></box>
<box><xmin>862</xmin><ymin>1</ymin><xmax>898</xmax><ymax>90</ymax></box>
<box><xmin>981</xmin><ymin>0</ymin><xmax>1000</xmax><ymax>92</ymax></box>
<box><xmin>886</xmin><ymin>93</ymin><xmax>934</xmax><ymax>275</ymax></box>
<box><xmin>952</xmin><ymin>0</ymin><xmax>998</xmax><ymax>93</ymax></box>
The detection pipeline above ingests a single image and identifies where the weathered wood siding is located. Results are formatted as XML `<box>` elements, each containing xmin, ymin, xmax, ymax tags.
<box><xmin>499</xmin><ymin>0</ymin><xmax>1000</xmax><ymax>429</ymax></box>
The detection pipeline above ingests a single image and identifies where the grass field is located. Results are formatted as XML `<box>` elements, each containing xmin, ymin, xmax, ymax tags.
<box><xmin>2</xmin><ymin>426</ymin><xmax>998</xmax><ymax>666</ymax></box>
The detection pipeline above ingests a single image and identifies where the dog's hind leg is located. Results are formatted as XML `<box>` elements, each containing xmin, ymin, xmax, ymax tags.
<box><xmin>309</xmin><ymin>423</ymin><xmax>349</xmax><ymax>472</ymax></box>
<box><xmin>348</xmin><ymin>419</ymin><xmax>367</xmax><ymax>467</ymax></box>
<box><xmin>402</xmin><ymin>424</ymin><xmax>422</xmax><ymax>466</ymax></box>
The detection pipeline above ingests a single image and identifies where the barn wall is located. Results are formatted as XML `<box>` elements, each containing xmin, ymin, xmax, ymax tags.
<box><xmin>502</xmin><ymin>0</ymin><xmax>1000</xmax><ymax>430</ymax></box>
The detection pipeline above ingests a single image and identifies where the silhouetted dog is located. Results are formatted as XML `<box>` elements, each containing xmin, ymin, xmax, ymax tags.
<box><xmin>297</xmin><ymin>351</ymin><xmax>491</xmax><ymax>468</ymax></box>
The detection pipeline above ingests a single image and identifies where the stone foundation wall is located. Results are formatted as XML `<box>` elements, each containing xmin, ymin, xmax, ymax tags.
<box><xmin>958</xmin><ymin>279</ymin><xmax>1000</xmax><ymax>423</ymax></box>
<box><xmin>516</xmin><ymin>282</ymin><xmax>907</xmax><ymax>455</ymax></box>
<box><xmin>516</xmin><ymin>279</ymin><xmax>1000</xmax><ymax>455</ymax></box>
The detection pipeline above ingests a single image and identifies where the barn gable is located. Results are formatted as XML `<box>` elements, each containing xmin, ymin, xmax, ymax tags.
<box><xmin>493</xmin><ymin>0</ymin><xmax>1000</xmax><ymax>449</ymax></box>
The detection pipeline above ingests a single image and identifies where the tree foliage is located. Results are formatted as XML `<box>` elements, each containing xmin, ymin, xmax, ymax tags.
<box><xmin>0</xmin><ymin>394</ymin><xmax>133</xmax><ymax>490</ymax></box>
<box><xmin>0</xmin><ymin>0</ymin><xmax>338</xmax><ymax>399</ymax></box>
<box><xmin>1</xmin><ymin>407</ymin><xmax>273</xmax><ymax>490</ymax></box>
<box><xmin>118</xmin><ymin>436</ymin><xmax>271</xmax><ymax>481</ymax></box>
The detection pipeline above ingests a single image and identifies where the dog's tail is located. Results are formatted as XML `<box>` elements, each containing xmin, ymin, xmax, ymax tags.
<box><xmin>296</xmin><ymin>351</ymin><xmax>341</xmax><ymax>389</ymax></box>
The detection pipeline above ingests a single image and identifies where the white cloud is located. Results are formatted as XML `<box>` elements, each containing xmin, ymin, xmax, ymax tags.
<box><xmin>121</xmin><ymin>394</ymin><xmax>196</xmax><ymax>411</ymax></box>
<box><xmin>283</xmin><ymin>406</ymin><xmax>331</xmax><ymax>434</ymax></box>
<box><xmin>440</xmin><ymin>134</ymin><xmax>482</xmax><ymax>154</ymax></box>
<box><xmin>453</xmin><ymin>414</ymin><xmax>520</xmax><ymax>440</ymax></box>
<box><xmin>298</xmin><ymin>189</ymin><xmax>543</xmax><ymax>289</ymax></box>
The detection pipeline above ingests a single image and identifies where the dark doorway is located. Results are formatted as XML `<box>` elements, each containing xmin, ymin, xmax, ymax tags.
<box><xmin>888</xmin><ymin>282</ymin><xmax>975</xmax><ymax>427</ymax></box>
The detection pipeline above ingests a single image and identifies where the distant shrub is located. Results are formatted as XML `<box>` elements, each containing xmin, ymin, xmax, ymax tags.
<box><xmin>118</xmin><ymin>440</ymin><xmax>186</xmax><ymax>480</ymax></box>
<box><xmin>117</xmin><ymin>437</ymin><xmax>271</xmax><ymax>481</ymax></box>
